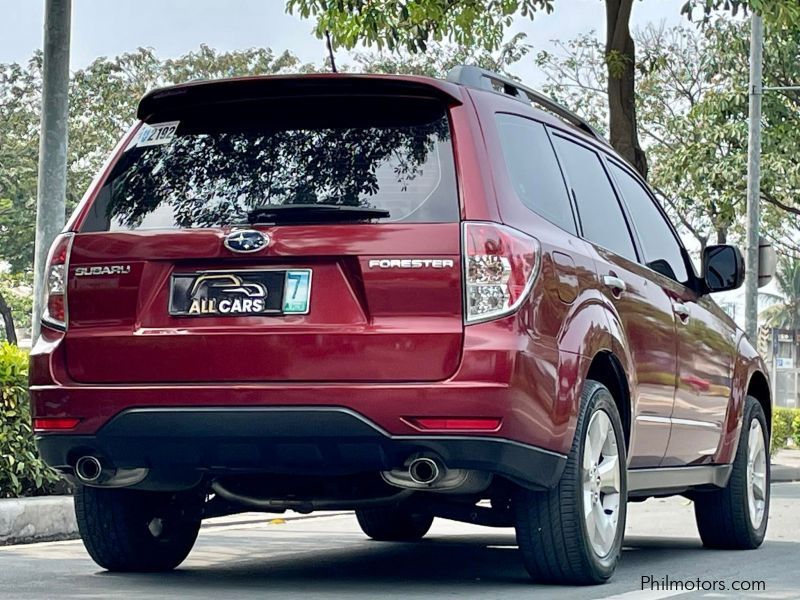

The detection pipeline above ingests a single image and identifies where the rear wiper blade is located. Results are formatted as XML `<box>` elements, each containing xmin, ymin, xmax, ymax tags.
<box><xmin>247</xmin><ymin>204</ymin><xmax>390</xmax><ymax>225</ymax></box>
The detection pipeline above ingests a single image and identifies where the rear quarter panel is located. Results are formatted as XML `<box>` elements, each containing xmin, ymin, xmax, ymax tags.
<box><xmin>715</xmin><ymin>331</ymin><xmax>770</xmax><ymax>464</ymax></box>
<box><xmin>467</xmin><ymin>87</ymin><xmax>639</xmax><ymax>458</ymax></box>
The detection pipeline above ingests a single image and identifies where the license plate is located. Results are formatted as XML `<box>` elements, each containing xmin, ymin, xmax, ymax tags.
<box><xmin>169</xmin><ymin>269</ymin><xmax>311</xmax><ymax>317</ymax></box>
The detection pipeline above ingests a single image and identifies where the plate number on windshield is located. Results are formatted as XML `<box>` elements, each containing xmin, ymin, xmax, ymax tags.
<box><xmin>137</xmin><ymin>121</ymin><xmax>180</xmax><ymax>148</ymax></box>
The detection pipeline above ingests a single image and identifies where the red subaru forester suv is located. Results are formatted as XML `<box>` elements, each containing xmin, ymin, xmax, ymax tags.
<box><xmin>30</xmin><ymin>66</ymin><xmax>772</xmax><ymax>584</ymax></box>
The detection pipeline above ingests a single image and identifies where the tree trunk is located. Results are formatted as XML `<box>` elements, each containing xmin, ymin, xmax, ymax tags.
<box><xmin>716</xmin><ymin>228</ymin><xmax>728</xmax><ymax>244</ymax></box>
<box><xmin>325</xmin><ymin>30</ymin><xmax>337</xmax><ymax>73</ymax></box>
<box><xmin>0</xmin><ymin>289</ymin><xmax>18</xmax><ymax>346</ymax></box>
<box><xmin>605</xmin><ymin>0</ymin><xmax>648</xmax><ymax>179</ymax></box>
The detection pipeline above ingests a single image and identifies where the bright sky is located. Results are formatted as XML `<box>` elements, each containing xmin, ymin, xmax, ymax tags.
<box><xmin>0</xmin><ymin>0</ymin><xmax>687</xmax><ymax>85</ymax></box>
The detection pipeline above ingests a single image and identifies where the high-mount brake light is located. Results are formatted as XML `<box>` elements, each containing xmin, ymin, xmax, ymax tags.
<box><xmin>463</xmin><ymin>222</ymin><xmax>540</xmax><ymax>324</ymax></box>
<box><xmin>41</xmin><ymin>233</ymin><xmax>73</xmax><ymax>331</ymax></box>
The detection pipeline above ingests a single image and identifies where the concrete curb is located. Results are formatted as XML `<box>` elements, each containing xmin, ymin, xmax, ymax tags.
<box><xmin>0</xmin><ymin>496</ymin><xmax>78</xmax><ymax>546</ymax></box>
<box><xmin>772</xmin><ymin>463</ymin><xmax>800</xmax><ymax>483</ymax></box>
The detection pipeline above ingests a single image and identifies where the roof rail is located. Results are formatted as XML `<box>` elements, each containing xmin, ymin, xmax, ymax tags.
<box><xmin>446</xmin><ymin>65</ymin><xmax>608</xmax><ymax>145</ymax></box>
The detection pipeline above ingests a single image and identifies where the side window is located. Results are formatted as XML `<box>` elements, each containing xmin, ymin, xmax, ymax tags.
<box><xmin>551</xmin><ymin>135</ymin><xmax>637</xmax><ymax>261</ymax></box>
<box><xmin>609</xmin><ymin>163</ymin><xmax>689</xmax><ymax>283</ymax></box>
<box><xmin>494</xmin><ymin>114</ymin><xmax>577</xmax><ymax>234</ymax></box>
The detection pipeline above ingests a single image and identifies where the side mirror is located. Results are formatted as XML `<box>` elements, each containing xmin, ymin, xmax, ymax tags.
<box><xmin>702</xmin><ymin>245</ymin><xmax>745</xmax><ymax>293</ymax></box>
<box><xmin>758</xmin><ymin>238</ymin><xmax>777</xmax><ymax>288</ymax></box>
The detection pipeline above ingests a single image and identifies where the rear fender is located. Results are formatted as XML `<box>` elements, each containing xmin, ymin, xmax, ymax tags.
<box><xmin>715</xmin><ymin>334</ymin><xmax>770</xmax><ymax>464</ymax></box>
<box><xmin>556</xmin><ymin>292</ymin><xmax>636</xmax><ymax>454</ymax></box>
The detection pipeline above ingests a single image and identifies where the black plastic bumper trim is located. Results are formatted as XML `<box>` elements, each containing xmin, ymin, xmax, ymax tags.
<box><xmin>36</xmin><ymin>407</ymin><xmax>566</xmax><ymax>491</ymax></box>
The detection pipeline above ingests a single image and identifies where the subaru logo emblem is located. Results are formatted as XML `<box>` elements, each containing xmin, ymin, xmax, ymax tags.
<box><xmin>224</xmin><ymin>229</ymin><xmax>269</xmax><ymax>253</ymax></box>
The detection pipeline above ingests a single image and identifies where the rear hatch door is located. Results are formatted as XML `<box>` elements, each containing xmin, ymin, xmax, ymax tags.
<box><xmin>64</xmin><ymin>77</ymin><xmax>464</xmax><ymax>383</ymax></box>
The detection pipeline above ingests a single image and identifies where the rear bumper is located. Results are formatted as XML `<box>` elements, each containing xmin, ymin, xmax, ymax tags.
<box><xmin>36</xmin><ymin>407</ymin><xmax>566</xmax><ymax>491</ymax></box>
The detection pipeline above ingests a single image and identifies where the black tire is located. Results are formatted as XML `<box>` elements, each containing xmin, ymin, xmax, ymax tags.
<box><xmin>514</xmin><ymin>380</ymin><xmax>627</xmax><ymax>584</ymax></box>
<box><xmin>75</xmin><ymin>485</ymin><xmax>201</xmax><ymax>572</ymax></box>
<box><xmin>694</xmin><ymin>396</ymin><xmax>770</xmax><ymax>549</ymax></box>
<box><xmin>355</xmin><ymin>505</ymin><xmax>434</xmax><ymax>541</ymax></box>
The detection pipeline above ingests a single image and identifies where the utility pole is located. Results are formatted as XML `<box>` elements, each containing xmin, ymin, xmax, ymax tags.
<box><xmin>31</xmin><ymin>0</ymin><xmax>71</xmax><ymax>340</ymax></box>
<box><xmin>744</xmin><ymin>13</ymin><xmax>763</xmax><ymax>342</ymax></box>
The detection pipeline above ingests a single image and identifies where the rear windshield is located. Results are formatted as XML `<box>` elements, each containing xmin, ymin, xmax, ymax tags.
<box><xmin>82</xmin><ymin>96</ymin><xmax>458</xmax><ymax>231</ymax></box>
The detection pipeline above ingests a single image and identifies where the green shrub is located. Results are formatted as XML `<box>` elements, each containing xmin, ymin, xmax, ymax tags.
<box><xmin>0</xmin><ymin>342</ymin><xmax>61</xmax><ymax>497</ymax></box>
<box><xmin>771</xmin><ymin>407</ymin><xmax>798</xmax><ymax>456</ymax></box>
<box><xmin>792</xmin><ymin>411</ymin><xmax>800</xmax><ymax>449</ymax></box>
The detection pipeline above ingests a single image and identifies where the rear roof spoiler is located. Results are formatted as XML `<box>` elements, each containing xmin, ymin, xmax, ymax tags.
<box><xmin>137</xmin><ymin>74</ymin><xmax>464</xmax><ymax>121</ymax></box>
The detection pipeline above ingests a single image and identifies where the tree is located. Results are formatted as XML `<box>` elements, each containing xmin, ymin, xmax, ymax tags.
<box><xmin>286</xmin><ymin>0</ymin><xmax>800</xmax><ymax>180</ymax></box>
<box><xmin>0</xmin><ymin>56</ymin><xmax>41</xmax><ymax>275</ymax></box>
<box><xmin>349</xmin><ymin>32</ymin><xmax>530</xmax><ymax>78</ymax></box>
<box><xmin>0</xmin><ymin>56</ymin><xmax>42</xmax><ymax>342</ymax></box>
<box><xmin>683</xmin><ymin>0</ymin><xmax>800</xmax><ymax>26</ymax></box>
<box><xmin>0</xmin><ymin>46</ymin><xmax>315</xmax><ymax>341</ymax></box>
<box><xmin>760</xmin><ymin>256</ymin><xmax>800</xmax><ymax>331</ymax></box>
<box><xmin>0</xmin><ymin>290</ymin><xmax>17</xmax><ymax>345</ymax></box>
<box><xmin>656</xmin><ymin>18</ymin><xmax>800</xmax><ymax>251</ymax></box>
<box><xmin>534</xmin><ymin>22</ymin><xmax>800</xmax><ymax>255</ymax></box>
<box><xmin>0</xmin><ymin>273</ymin><xmax>33</xmax><ymax>345</ymax></box>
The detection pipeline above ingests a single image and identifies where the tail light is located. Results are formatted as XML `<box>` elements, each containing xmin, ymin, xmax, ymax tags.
<box><xmin>41</xmin><ymin>233</ymin><xmax>73</xmax><ymax>330</ymax></box>
<box><xmin>463</xmin><ymin>222</ymin><xmax>540</xmax><ymax>324</ymax></box>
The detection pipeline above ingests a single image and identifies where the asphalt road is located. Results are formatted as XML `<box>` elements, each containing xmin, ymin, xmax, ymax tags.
<box><xmin>1</xmin><ymin>483</ymin><xmax>798</xmax><ymax>600</ymax></box>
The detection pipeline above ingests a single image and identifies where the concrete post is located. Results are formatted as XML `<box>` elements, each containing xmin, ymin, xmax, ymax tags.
<box><xmin>31</xmin><ymin>0</ymin><xmax>71</xmax><ymax>340</ymax></box>
<box><xmin>744</xmin><ymin>14</ymin><xmax>763</xmax><ymax>342</ymax></box>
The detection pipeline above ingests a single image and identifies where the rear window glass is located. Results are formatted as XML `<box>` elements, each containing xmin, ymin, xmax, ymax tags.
<box><xmin>82</xmin><ymin>97</ymin><xmax>458</xmax><ymax>231</ymax></box>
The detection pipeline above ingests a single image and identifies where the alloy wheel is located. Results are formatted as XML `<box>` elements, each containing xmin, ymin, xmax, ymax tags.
<box><xmin>582</xmin><ymin>410</ymin><xmax>622</xmax><ymax>557</ymax></box>
<box><xmin>746</xmin><ymin>418</ymin><xmax>767</xmax><ymax>529</ymax></box>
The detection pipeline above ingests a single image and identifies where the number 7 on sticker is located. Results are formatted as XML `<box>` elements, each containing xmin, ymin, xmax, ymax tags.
<box><xmin>283</xmin><ymin>270</ymin><xmax>311</xmax><ymax>314</ymax></box>
<box><xmin>287</xmin><ymin>272</ymin><xmax>302</xmax><ymax>299</ymax></box>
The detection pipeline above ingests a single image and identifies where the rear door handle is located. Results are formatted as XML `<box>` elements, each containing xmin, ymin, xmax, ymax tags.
<box><xmin>672</xmin><ymin>301</ymin><xmax>690</xmax><ymax>321</ymax></box>
<box><xmin>602</xmin><ymin>275</ymin><xmax>626</xmax><ymax>295</ymax></box>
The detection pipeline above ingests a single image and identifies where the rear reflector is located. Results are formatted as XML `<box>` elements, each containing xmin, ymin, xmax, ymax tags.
<box><xmin>406</xmin><ymin>417</ymin><xmax>502</xmax><ymax>431</ymax></box>
<box><xmin>33</xmin><ymin>418</ymin><xmax>80</xmax><ymax>432</ymax></box>
<box><xmin>463</xmin><ymin>222</ymin><xmax>540</xmax><ymax>324</ymax></box>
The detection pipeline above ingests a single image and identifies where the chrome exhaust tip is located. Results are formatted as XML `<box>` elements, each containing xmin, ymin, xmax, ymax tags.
<box><xmin>382</xmin><ymin>455</ymin><xmax>492</xmax><ymax>493</ymax></box>
<box><xmin>408</xmin><ymin>457</ymin><xmax>441</xmax><ymax>485</ymax></box>
<box><xmin>72</xmin><ymin>455</ymin><xmax>147</xmax><ymax>488</ymax></box>
<box><xmin>75</xmin><ymin>455</ymin><xmax>104</xmax><ymax>484</ymax></box>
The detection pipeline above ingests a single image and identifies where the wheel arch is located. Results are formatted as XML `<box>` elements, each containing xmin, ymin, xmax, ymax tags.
<box><xmin>585</xmin><ymin>351</ymin><xmax>632</xmax><ymax>450</ymax></box>
<box><xmin>558</xmin><ymin>296</ymin><xmax>636</xmax><ymax>453</ymax></box>
<box><xmin>746</xmin><ymin>370</ymin><xmax>771</xmax><ymax>434</ymax></box>
<box><xmin>715</xmin><ymin>334</ymin><xmax>772</xmax><ymax>464</ymax></box>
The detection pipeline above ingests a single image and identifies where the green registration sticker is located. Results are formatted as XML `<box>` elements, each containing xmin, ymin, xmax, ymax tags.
<box><xmin>283</xmin><ymin>270</ymin><xmax>312</xmax><ymax>314</ymax></box>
